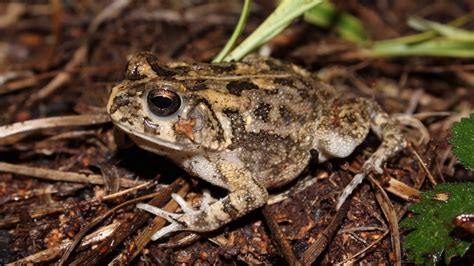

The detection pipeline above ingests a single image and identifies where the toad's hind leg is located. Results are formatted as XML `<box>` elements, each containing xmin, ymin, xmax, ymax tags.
<box><xmin>336</xmin><ymin>100</ymin><xmax>406</xmax><ymax>209</ymax></box>
<box><xmin>137</xmin><ymin>153</ymin><xmax>269</xmax><ymax>241</ymax></box>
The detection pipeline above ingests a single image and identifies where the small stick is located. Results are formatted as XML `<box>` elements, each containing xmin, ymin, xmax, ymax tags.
<box><xmin>70</xmin><ymin>178</ymin><xmax>187</xmax><ymax>265</ymax></box>
<box><xmin>0</xmin><ymin>182</ymin><xmax>153</xmax><ymax>228</ymax></box>
<box><xmin>58</xmin><ymin>190</ymin><xmax>165</xmax><ymax>265</ymax></box>
<box><xmin>0</xmin><ymin>114</ymin><xmax>110</xmax><ymax>144</ymax></box>
<box><xmin>108</xmin><ymin>180</ymin><xmax>191</xmax><ymax>265</ymax></box>
<box><xmin>6</xmin><ymin>221</ymin><xmax>120</xmax><ymax>265</ymax></box>
<box><xmin>0</xmin><ymin>161</ymin><xmax>141</xmax><ymax>188</ymax></box>
<box><xmin>368</xmin><ymin>175</ymin><xmax>401</xmax><ymax>266</ymax></box>
<box><xmin>409</xmin><ymin>144</ymin><xmax>437</xmax><ymax>186</ymax></box>
<box><xmin>262</xmin><ymin>205</ymin><xmax>301</xmax><ymax>266</ymax></box>
<box><xmin>301</xmin><ymin>194</ymin><xmax>352</xmax><ymax>265</ymax></box>
<box><xmin>335</xmin><ymin>231</ymin><xmax>389</xmax><ymax>265</ymax></box>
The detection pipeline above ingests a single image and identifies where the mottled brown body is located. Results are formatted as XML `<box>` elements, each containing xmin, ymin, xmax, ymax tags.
<box><xmin>107</xmin><ymin>52</ymin><xmax>406</xmax><ymax>239</ymax></box>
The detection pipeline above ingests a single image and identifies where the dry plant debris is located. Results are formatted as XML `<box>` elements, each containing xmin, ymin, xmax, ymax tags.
<box><xmin>0</xmin><ymin>0</ymin><xmax>473</xmax><ymax>265</ymax></box>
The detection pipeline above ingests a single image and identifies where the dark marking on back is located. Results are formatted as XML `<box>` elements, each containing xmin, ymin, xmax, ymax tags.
<box><xmin>223</xmin><ymin>109</ymin><xmax>245</xmax><ymax>149</ymax></box>
<box><xmin>296</xmin><ymin>78</ymin><xmax>312</xmax><ymax>99</ymax></box>
<box><xmin>210</xmin><ymin>64</ymin><xmax>236</xmax><ymax>74</ymax></box>
<box><xmin>126</xmin><ymin>64</ymin><xmax>146</xmax><ymax>81</ymax></box>
<box><xmin>145</xmin><ymin>54</ymin><xmax>177</xmax><ymax>77</ymax></box>
<box><xmin>254</xmin><ymin>102</ymin><xmax>271</xmax><ymax>122</ymax></box>
<box><xmin>192</xmin><ymin>83</ymin><xmax>208</xmax><ymax>91</ymax></box>
<box><xmin>226</xmin><ymin>80</ymin><xmax>258</xmax><ymax>96</ymax></box>
<box><xmin>173</xmin><ymin>66</ymin><xmax>192</xmax><ymax>73</ymax></box>
<box><xmin>279</xmin><ymin>106</ymin><xmax>295</xmax><ymax>124</ymax></box>
<box><xmin>274</xmin><ymin>78</ymin><xmax>294</xmax><ymax>86</ymax></box>
<box><xmin>265</xmin><ymin>58</ymin><xmax>287</xmax><ymax>71</ymax></box>
<box><xmin>190</xmin><ymin>80</ymin><xmax>208</xmax><ymax>91</ymax></box>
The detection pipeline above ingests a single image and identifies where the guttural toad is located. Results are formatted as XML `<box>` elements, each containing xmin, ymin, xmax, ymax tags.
<box><xmin>107</xmin><ymin>52</ymin><xmax>406</xmax><ymax>240</ymax></box>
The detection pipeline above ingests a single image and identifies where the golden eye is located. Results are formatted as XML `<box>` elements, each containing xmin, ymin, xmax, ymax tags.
<box><xmin>147</xmin><ymin>89</ymin><xmax>181</xmax><ymax>116</ymax></box>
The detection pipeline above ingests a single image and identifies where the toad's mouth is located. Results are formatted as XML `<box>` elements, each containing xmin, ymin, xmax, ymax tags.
<box><xmin>115</xmin><ymin>123</ymin><xmax>185</xmax><ymax>152</ymax></box>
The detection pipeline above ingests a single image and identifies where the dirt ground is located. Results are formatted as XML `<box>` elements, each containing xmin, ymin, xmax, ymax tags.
<box><xmin>0</xmin><ymin>0</ymin><xmax>473</xmax><ymax>265</ymax></box>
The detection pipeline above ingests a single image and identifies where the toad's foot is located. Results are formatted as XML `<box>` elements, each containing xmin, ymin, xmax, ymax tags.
<box><xmin>137</xmin><ymin>190</ymin><xmax>216</xmax><ymax>240</ymax></box>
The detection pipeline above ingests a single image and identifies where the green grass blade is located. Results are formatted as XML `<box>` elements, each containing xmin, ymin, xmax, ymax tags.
<box><xmin>212</xmin><ymin>0</ymin><xmax>252</xmax><ymax>63</ymax></box>
<box><xmin>223</xmin><ymin>0</ymin><xmax>323</xmax><ymax>62</ymax></box>
<box><xmin>304</xmin><ymin>1</ymin><xmax>368</xmax><ymax>44</ymax></box>
<box><xmin>370</xmin><ymin>38</ymin><xmax>474</xmax><ymax>57</ymax></box>
<box><xmin>373</xmin><ymin>12</ymin><xmax>474</xmax><ymax>47</ymax></box>
<box><xmin>408</xmin><ymin>17</ymin><xmax>474</xmax><ymax>41</ymax></box>
<box><xmin>303</xmin><ymin>1</ymin><xmax>334</xmax><ymax>27</ymax></box>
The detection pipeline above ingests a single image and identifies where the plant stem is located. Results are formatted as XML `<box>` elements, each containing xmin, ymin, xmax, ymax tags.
<box><xmin>212</xmin><ymin>0</ymin><xmax>252</xmax><ymax>63</ymax></box>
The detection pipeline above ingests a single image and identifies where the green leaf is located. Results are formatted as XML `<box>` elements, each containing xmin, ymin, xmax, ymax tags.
<box><xmin>450</xmin><ymin>113</ymin><xmax>474</xmax><ymax>169</ymax></box>
<box><xmin>304</xmin><ymin>1</ymin><xmax>368</xmax><ymax>44</ymax></box>
<box><xmin>401</xmin><ymin>183</ymin><xmax>474</xmax><ymax>265</ymax></box>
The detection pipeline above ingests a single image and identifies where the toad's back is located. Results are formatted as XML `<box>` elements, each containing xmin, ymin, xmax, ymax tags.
<box><xmin>163</xmin><ymin>55</ymin><xmax>339</xmax><ymax>187</ymax></box>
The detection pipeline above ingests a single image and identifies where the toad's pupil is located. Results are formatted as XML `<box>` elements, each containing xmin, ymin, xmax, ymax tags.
<box><xmin>147</xmin><ymin>89</ymin><xmax>181</xmax><ymax>116</ymax></box>
<box><xmin>151</xmin><ymin>96</ymin><xmax>172</xmax><ymax>109</ymax></box>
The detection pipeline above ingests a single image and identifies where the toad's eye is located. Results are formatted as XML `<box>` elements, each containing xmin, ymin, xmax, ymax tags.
<box><xmin>147</xmin><ymin>89</ymin><xmax>181</xmax><ymax>116</ymax></box>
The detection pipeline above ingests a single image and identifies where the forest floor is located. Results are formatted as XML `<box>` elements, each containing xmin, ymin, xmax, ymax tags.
<box><xmin>0</xmin><ymin>1</ymin><xmax>473</xmax><ymax>265</ymax></box>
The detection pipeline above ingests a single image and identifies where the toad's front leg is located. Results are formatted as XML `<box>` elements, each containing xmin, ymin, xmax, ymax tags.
<box><xmin>138</xmin><ymin>160</ymin><xmax>268</xmax><ymax>241</ymax></box>
<box><xmin>313</xmin><ymin>98</ymin><xmax>406</xmax><ymax>210</ymax></box>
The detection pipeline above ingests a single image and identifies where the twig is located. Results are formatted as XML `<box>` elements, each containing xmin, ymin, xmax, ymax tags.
<box><xmin>335</xmin><ymin>231</ymin><xmax>389</xmax><ymax>265</ymax></box>
<box><xmin>404</xmin><ymin>89</ymin><xmax>423</xmax><ymax>115</ymax></box>
<box><xmin>301</xmin><ymin>193</ymin><xmax>353</xmax><ymax>265</ymax></box>
<box><xmin>0</xmin><ymin>162</ymin><xmax>141</xmax><ymax>188</ymax></box>
<box><xmin>395</xmin><ymin>113</ymin><xmax>430</xmax><ymax>145</ymax></box>
<box><xmin>87</xmin><ymin>0</ymin><xmax>132</xmax><ymax>34</ymax></box>
<box><xmin>262</xmin><ymin>205</ymin><xmax>301</xmax><ymax>266</ymax></box>
<box><xmin>368</xmin><ymin>175</ymin><xmax>401</xmax><ymax>266</ymax></box>
<box><xmin>59</xmin><ymin>190</ymin><xmax>164</xmax><ymax>265</ymax></box>
<box><xmin>108</xmin><ymin>180</ymin><xmax>191</xmax><ymax>265</ymax></box>
<box><xmin>412</xmin><ymin>111</ymin><xmax>452</xmax><ymax>120</ymax></box>
<box><xmin>0</xmin><ymin>3</ymin><xmax>25</xmax><ymax>28</ymax></box>
<box><xmin>44</xmin><ymin>0</ymin><xmax>63</xmax><ymax>69</ymax></box>
<box><xmin>409</xmin><ymin>144</ymin><xmax>437</xmax><ymax>186</ymax></box>
<box><xmin>267</xmin><ymin>172</ymin><xmax>323</xmax><ymax>205</ymax></box>
<box><xmin>6</xmin><ymin>221</ymin><xmax>121</xmax><ymax>265</ymax></box>
<box><xmin>0</xmin><ymin>204</ymin><xmax>64</xmax><ymax>227</ymax></box>
<box><xmin>338</xmin><ymin>226</ymin><xmax>386</xmax><ymax>233</ymax></box>
<box><xmin>0</xmin><ymin>114</ymin><xmax>110</xmax><ymax>144</ymax></box>
<box><xmin>70</xmin><ymin>178</ymin><xmax>188</xmax><ymax>265</ymax></box>
<box><xmin>24</xmin><ymin>45</ymin><xmax>88</xmax><ymax>107</ymax></box>
<box><xmin>0</xmin><ymin>181</ymin><xmax>153</xmax><ymax>228</ymax></box>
